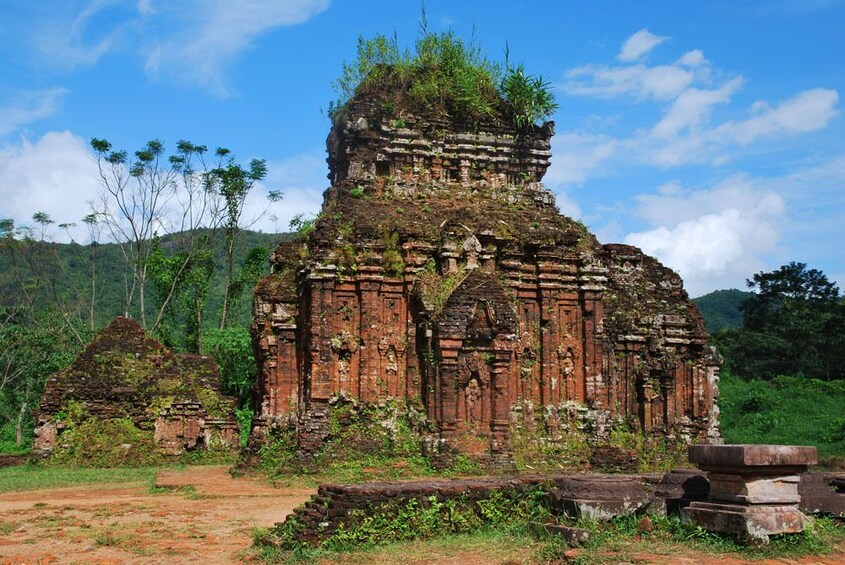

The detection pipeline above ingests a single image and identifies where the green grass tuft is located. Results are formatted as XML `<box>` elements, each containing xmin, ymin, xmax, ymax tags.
<box><xmin>0</xmin><ymin>463</ymin><xmax>159</xmax><ymax>492</ymax></box>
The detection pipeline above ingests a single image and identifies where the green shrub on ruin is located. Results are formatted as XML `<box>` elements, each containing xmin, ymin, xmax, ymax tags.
<box><xmin>50</xmin><ymin>416</ymin><xmax>164</xmax><ymax>467</ymax></box>
<box><xmin>330</xmin><ymin>17</ymin><xmax>557</xmax><ymax>129</ymax></box>
<box><xmin>266</xmin><ymin>486</ymin><xmax>552</xmax><ymax>552</ymax></box>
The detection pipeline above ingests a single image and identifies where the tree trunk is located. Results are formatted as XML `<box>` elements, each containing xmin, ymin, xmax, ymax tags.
<box><xmin>219</xmin><ymin>235</ymin><xmax>236</xmax><ymax>330</ymax></box>
<box><xmin>15</xmin><ymin>394</ymin><xmax>28</xmax><ymax>447</ymax></box>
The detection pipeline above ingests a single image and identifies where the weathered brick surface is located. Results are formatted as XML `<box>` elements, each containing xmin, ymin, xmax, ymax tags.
<box><xmin>34</xmin><ymin>317</ymin><xmax>239</xmax><ymax>456</ymax></box>
<box><xmin>252</xmin><ymin>81</ymin><xmax>721</xmax><ymax>465</ymax></box>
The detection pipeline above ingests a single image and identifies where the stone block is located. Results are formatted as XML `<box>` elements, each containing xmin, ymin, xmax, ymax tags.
<box><xmin>538</xmin><ymin>523</ymin><xmax>591</xmax><ymax>546</ymax></box>
<box><xmin>549</xmin><ymin>475</ymin><xmax>650</xmax><ymax>520</ymax></box>
<box><xmin>682</xmin><ymin>501</ymin><xmax>808</xmax><ymax>543</ymax></box>
<box><xmin>707</xmin><ymin>472</ymin><xmax>800</xmax><ymax>505</ymax></box>
<box><xmin>651</xmin><ymin>470</ymin><xmax>709</xmax><ymax>516</ymax></box>
<box><xmin>688</xmin><ymin>444</ymin><xmax>817</xmax><ymax>473</ymax></box>
<box><xmin>799</xmin><ymin>472</ymin><xmax>845</xmax><ymax>516</ymax></box>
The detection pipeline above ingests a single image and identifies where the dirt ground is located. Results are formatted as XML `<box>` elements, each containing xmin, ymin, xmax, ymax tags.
<box><xmin>0</xmin><ymin>466</ymin><xmax>313</xmax><ymax>564</ymax></box>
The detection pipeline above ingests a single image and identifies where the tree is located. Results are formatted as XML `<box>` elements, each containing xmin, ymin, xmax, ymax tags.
<box><xmin>203</xmin><ymin>326</ymin><xmax>257</xmax><ymax>407</ymax></box>
<box><xmin>714</xmin><ymin>262</ymin><xmax>845</xmax><ymax>380</ymax></box>
<box><xmin>209</xmin><ymin>155</ymin><xmax>278</xmax><ymax>329</ymax></box>
<box><xmin>0</xmin><ymin>308</ymin><xmax>85</xmax><ymax>449</ymax></box>
<box><xmin>0</xmin><ymin>214</ymin><xmax>87</xmax><ymax>347</ymax></box>
<box><xmin>91</xmin><ymin>138</ymin><xmax>224</xmax><ymax>331</ymax></box>
<box><xmin>81</xmin><ymin>213</ymin><xmax>102</xmax><ymax>331</ymax></box>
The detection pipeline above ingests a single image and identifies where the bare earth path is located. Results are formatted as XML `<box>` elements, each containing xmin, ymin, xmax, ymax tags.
<box><xmin>0</xmin><ymin>466</ymin><xmax>313</xmax><ymax>564</ymax></box>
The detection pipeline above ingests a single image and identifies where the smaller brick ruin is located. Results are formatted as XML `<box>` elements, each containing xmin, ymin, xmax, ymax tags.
<box><xmin>34</xmin><ymin>317</ymin><xmax>239</xmax><ymax>457</ymax></box>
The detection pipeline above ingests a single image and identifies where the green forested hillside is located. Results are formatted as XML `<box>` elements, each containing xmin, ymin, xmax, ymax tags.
<box><xmin>692</xmin><ymin>288</ymin><xmax>754</xmax><ymax>333</ymax></box>
<box><xmin>0</xmin><ymin>229</ymin><xmax>290</xmax><ymax>333</ymax></box>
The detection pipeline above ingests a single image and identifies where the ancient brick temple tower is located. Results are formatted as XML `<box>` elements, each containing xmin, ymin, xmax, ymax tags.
<box><xmin>252</xmin><ymin>81</ymin><xmax>721</xmax><ymax>463</ymax></box>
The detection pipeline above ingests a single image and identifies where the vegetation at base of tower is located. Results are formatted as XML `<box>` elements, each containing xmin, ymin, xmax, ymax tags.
<box><xmin>254</xmin><ymin>495</ymin><xmax>844</xmax><ymax>563</ymax></box>
<box><xmin>509</xmin><ymin>404</ymin><xmax>688</xmax><ymax>474</ymax></box>
<box><xmin>330</xmin><ymin>14</ymin><xmax>558</xmax><ymax>129</ymax></box>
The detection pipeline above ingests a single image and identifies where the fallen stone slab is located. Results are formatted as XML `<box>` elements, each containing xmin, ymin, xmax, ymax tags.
<box><xmin>651</xmin><ymin>469</ymin><xmax>709</xmax><ymax>516</ymax></box>
<box><xmin>684</xmin><ymin>501</ymin><xmax>808</xmax><ymax>543</ymax></box>
<box><xmin>549</xmin><ymin>475</ymin><xmax>650</xmax><ymax>520</ymax></box>
<box><xmin>538</xmin><ymin>523</ymin><xmax>591</xmax><ymax>546</ymax></box>
<box><xmin>799</xmin><ymin>472</ymin><xmax>845</xmax><ymax>516</ymax></box>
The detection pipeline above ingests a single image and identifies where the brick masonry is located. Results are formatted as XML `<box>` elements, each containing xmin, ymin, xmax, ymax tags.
<box><xmin>251</xmin><ymin>79</ymin><xmax>721</xmax><ymax>466</ymax></box>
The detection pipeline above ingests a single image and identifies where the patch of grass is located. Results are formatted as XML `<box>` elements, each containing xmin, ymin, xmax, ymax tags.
<box><xmin>0</xmin><ymin>441</ymin><xmax>31</xmax><ymax>455</ymax></box>
<box><xmin>0</xmin><ymin>521</ymin><xmax>17</xmax><ymax>535</ymax></box>
<box><xmin>719</xmin><ymin>372</ymin><xmax>845</xmax><ymax>457</ymax></box>
<box><xmin>0</xmin><ymin>463</ymin><xmax>160</xmax><ymax>492</ymax></box>
<box><xmin>256</xmin><ymin>528</ymin><xmax>539</xmax><ymax>564</ymax></box>
<box><xmin>317</xmin><ymin>454</ymin><xmax>437</xmax><ymax>484</ymax></box>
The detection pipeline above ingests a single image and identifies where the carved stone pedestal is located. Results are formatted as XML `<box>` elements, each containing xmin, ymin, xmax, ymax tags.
<box><xmin>682</xmin><ymin>444</ymin><xmax>817</xmax><ymax>544</ymax></box>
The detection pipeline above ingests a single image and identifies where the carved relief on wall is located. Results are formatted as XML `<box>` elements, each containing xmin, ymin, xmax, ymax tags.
<box><xmin>331</xmin><ymin>295</ymin><xmax>359</xmax><ymax>395</ymax></box>
<box><xmin>556</xmin><ymin>304</ymin><xmax>582</xmax><ymax>403</ymax></box>
<box><xmin>457</xmin><ymin>350</ymin><xmax>491</xmax><ymax>432</ymax></box>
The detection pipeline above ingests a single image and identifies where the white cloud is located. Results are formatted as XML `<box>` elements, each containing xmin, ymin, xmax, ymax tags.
<box><xmin>715</xmin><ymin>88</ymin><xmax>839</xmax><ymax>145</ymax></box>
<box><xmin>624</xmin><ymin>174</ymin><xmax>786</xmax><ymax>296</ymax></box>
<box><xmin>561</xmin><ymin>30</ymin><xmax>840</xmax><ymax>174</ymax></box>
<box><xmin>618</xmin><ymin>29</ymin><xmax>667</xmax><ymax>62</ymax></box>
<box><xmin>0</xmin><ymin>131</ymin><xmax>100</xmax><ymax>237</ymax></box>
<box><xmin>564</xmin><ymin>63</ymin><xmax>694</xmax><ymax>101</ymax></box>
<box><xmin>545</xmin><ymin>133</ymin><xmax>618</xmax><ymax>186</ymax></box>
<box><xmin>651</xmin><ymin>77</ymin><xmax>744</xmax><ymax>139</ymax></box>
<box><xmin>640</xmin><ymin>87</ymin><xmax>839</xmax><ymax>167</ymax></box>
<box><xmin>137</xmin><ymin>0</ymin><xmax>154</xmax><ymax>15</ymax></box>
<box><xmin>32</xmin><ymin>1</ymin><xmax>126</xmax><ymax>70</ymax></box>
<box><xmin>22</xmin><ymin>1</ymin><xmax>329</xmax><ymax>96</ymax></box>
<box><xmin>146</xmin><ymin>0</ymin><xmax>330</xmax><ymax>97</ymax></box>
<box><xmin>677</xmin><ymin>49</ymin><xmax>706</xmax><ymax>68</ymax></box>
<box><xmin>0</xmin><ymin>88</ymin><xmax>69</xmax><ymax>137</ymax></box>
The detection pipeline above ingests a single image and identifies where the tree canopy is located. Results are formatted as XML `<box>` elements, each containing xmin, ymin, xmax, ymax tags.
<box><xmin>713</xmin><ymin>262</ymin><xmax>845</xmax><ymax>380</ymax></box>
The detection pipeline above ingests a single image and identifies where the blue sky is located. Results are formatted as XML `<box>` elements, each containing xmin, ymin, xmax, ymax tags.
<box><xmin>1</xmin><ymin>0</ymin><xmax>843</xmax><ymax>297</ymax></box>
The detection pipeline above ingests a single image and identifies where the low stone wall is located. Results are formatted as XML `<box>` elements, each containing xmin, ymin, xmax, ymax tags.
<box><xmin>278</xmin><ymin>472</ymin><xmax>674</xmax><ymax>546</ymax></box>
<box><xmin>272</xmin><ymin>470</ymin><xmax>845</xmax><ymax>547</ymax></box>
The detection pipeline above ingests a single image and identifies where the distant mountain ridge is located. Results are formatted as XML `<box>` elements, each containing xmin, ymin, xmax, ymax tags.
<box><xmin>692</xmin><ymin>289</ymin><xmax>754</xmax><ymax>333</ymax></box>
